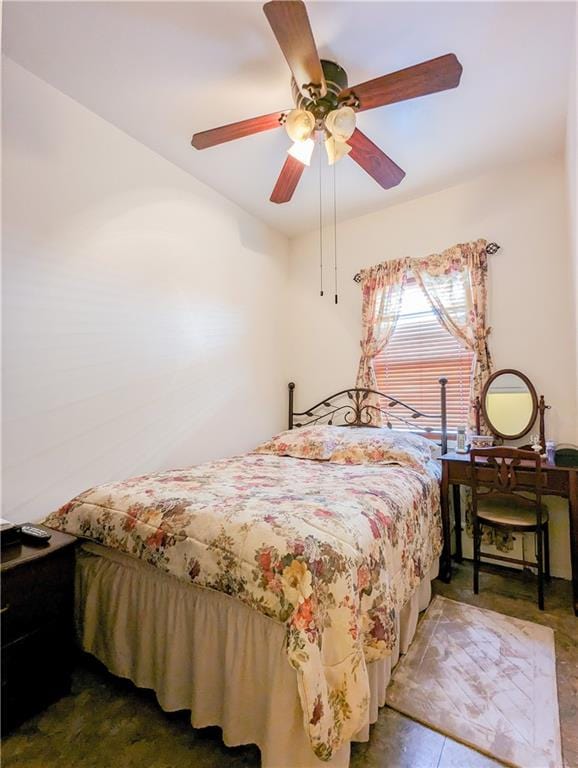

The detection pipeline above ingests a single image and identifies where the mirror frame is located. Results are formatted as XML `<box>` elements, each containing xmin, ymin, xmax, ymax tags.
<box><xmin>481</xmin><ymin>368</ymin><xmax>538</xmax><ymax>440</ymax></box>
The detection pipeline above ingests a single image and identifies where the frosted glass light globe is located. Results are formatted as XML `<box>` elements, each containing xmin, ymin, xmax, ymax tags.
<box><xmin>284</xmin><ymin>109</ymin><xmax>316</xmax><ymax>143</ymax></box>
<box><xmin>325</xmin><ymin>136</ymin><xmax>352</xmax><ymax>166</ymax></box>
<box><xmin>324</xmin><ymin>106</ymin><xmax>356</xmax><ymax>142</ymax></box>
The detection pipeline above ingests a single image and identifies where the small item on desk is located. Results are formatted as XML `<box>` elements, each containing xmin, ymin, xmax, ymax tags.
<box><xmin>455</xmin><ymin>426</ymin><xmax>468</xmax><ymax>454</ymax></box>
<box><xmin>546</xmin><ymin>441</ymin><xmax>556</xmax><ymax>465</ymax></box>
<box><xmin>470</xmin><ymin>434</ymin><xmax>494</xmax><ymax>449</ymax></box>
<box><xmin>531</xmin><ymin>434</ymin><xmax>545</xmax><ymax>457</ymax></box>
<box><xmin>20</xmin><ymin>524</ymin><xmax>52</xmax><ymax>545</ymax></box>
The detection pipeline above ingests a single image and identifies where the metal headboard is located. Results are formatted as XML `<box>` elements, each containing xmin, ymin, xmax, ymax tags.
<box><xmin>288</xmin><ymin>378</ymin><xmax>448</xmax><ymax>455</ymax></box>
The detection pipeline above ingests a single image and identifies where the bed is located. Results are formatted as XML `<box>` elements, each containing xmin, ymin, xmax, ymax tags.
<box><xmin>43</xmin><ymin>380</ymin><xmax>449</xmax><ymax>767</ymax></box>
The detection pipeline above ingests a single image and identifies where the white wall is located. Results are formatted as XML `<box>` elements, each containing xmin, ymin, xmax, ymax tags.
<box><xmin>287</xmin><ymin>157</ymin><xmax>575</xmax><ymax>578</ymax></box>
<box><xmin>2</xmin><ymin>58</ymin><xmax>289</xmax><ymax>524</ymax></box>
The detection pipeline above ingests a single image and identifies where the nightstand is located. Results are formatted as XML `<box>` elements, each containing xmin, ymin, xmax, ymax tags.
<box><xmin>1</xmin><ymin>526</ymin><xmax>77</xmax><ymax>734</ymax></box>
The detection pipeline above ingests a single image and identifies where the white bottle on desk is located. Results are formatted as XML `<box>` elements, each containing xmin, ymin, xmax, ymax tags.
<box><xmin>456</xmin><ymin>426</ymin><xmax>468</xmax><ymax>454</ymax></box>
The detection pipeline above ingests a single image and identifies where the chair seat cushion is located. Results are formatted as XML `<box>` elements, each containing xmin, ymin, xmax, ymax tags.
<box><xmin>477</xmin><ymin>496</ymin><xmax>549</xmax><ymax>528</ymax></box>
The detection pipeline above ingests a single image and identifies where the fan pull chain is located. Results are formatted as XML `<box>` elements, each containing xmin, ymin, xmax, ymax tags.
<box><xmin>333</xmin><ymin>163</ymin><xmax>338</xmax><ymax>305</ymax></box>
<box><xmin>319</xmin><ymin>139</ymin><xmax>324</xmax><ymax>297</ymax></box>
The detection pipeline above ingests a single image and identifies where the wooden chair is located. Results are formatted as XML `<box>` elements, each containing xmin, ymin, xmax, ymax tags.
<box><xmin>470</xmin><ymin>447</ymin><xmax>550</xmax><ymax>610</ymax></box>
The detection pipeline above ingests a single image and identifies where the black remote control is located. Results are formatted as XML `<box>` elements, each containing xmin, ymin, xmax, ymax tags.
<box><xmin>21</xmin><ymin>525</ymin><xmax>52</xmax><ymax>544</ymax></box>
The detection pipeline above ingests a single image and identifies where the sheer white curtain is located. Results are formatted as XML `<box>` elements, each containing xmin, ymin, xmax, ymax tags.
<box><xmin>356</xmin><ymin>258</ymin><xmax>409</xmax><ymax>424</ymax></box>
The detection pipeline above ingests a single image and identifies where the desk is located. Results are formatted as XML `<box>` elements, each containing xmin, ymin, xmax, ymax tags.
<box><xmin>439</xmin><ymin>451</ymin><xmax>578</xmax><ymax>616</ymax></box>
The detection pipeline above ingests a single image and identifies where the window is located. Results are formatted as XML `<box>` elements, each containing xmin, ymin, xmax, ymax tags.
<box><xmin>374</xmin><ymin>273</ymin><xmax>474</xmax><ymax>433</ymax></box>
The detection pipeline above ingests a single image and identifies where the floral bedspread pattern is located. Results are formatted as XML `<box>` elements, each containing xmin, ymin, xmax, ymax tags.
<box><xmin>44</xmin><ymin>453</ymin><xmax>442</xmax><ymax>760</ymax></box>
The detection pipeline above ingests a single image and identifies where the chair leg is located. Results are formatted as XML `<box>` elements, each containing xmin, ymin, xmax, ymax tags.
<box><xmin>536</xmin><ymin>530</ymin><xmax>544</xmax><ymax>611</ymax></box>
<box><xmin>473</xmin><ymin>518</ymin><xmax>480</xmax><ymax>595</ymax></box>
<box><xmin>544</xmin><ymin>522</ymin><xmax>551</xmax><ymax>581</ymax></box>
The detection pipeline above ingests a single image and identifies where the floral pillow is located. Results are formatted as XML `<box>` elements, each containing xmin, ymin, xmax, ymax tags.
<box><xmin>253</xmin><ymin>425</ymin><xmax>344</xmax><ymax>461</ymax></box>
<box><xmin>254</xmin><ymin>425</ymin><xmax>437</xmax><ymax>468</ymax></box>
<box><xmin>329</xmin><ymin>427</ymin><xmax>436</xmax><ymax>470</ymax></box>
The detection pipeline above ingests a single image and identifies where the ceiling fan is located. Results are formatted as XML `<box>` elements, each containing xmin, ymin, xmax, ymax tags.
<box><xmin>191</xmin><ymin>0</ymin><xmax>463</xmax><ymax>205</ymax></box>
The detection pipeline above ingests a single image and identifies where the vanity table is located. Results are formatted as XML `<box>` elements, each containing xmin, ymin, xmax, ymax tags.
<box><xmin>438</xmin><ymin>369</ymin><xmax>578</xmax><ymax>616</ymax></box>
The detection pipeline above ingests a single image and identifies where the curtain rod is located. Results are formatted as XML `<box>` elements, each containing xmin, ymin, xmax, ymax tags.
<box><xmin>352</xmin><ymin>242</ymin><xmax>501</xmax><ymax>284</ymax></box>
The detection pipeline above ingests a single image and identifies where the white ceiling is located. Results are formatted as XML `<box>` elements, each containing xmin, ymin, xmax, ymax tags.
<box><xmin>2</xmin><ymin>1</ymin><xmax>574</xmax><ymax>237</ymax></box>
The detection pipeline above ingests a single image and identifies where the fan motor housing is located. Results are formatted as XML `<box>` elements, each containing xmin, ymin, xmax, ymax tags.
<box><xmin>291</xmin><ymin>60</ymin><xmax>351</xmax><ymax>125</ymax></box>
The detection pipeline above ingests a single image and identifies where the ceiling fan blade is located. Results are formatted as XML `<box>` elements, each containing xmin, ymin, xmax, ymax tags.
<box><xmin>270</xmin><ymin>155</ymin><xmax>305</xmax><ymax>204</ymax></box>
<box><xmin>263</xmin><ymin>1</ymin><xmax>326</xmax><ymax>98</ymax></box>
<box><xmin>191</xmin><ymin>111</ymin><xmax>286</xmax><ymax>150</ymax></box>
<box><xmin>347</xmin><ymin>129</ymin><xmax>405</xmax><ymax>189</ymax></box>
<box><xmin>341</xmin><ymin>53</ymin><xmax>462</xmax><ymax>112</ymax></box>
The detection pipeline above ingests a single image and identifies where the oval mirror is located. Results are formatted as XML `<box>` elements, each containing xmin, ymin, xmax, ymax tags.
<box><xmin>481</xmin><ymin>369</ymin><xmax>538</xmax><ymax>440</ymax></box>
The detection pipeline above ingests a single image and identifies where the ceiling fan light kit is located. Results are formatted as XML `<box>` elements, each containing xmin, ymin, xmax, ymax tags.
<box><xmin>284</xmin><ymin>98</ymin><xmax>355</xmax><ymax>167</ymax></box>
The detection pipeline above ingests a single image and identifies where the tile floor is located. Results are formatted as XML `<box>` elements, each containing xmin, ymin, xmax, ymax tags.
<box><xmin>2</xmin><ymin>562</ymin><xmax>576</xmax><ymax>768</ymax></box>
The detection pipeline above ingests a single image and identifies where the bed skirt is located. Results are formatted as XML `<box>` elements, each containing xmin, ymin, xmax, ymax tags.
<box><xmin>75</xmin><ymin>544</ymin><xmax>438</xmax><ymax>768</ymax></box>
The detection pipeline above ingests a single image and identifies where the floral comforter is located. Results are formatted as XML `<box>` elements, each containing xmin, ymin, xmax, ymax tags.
<box><xmin>44</xmin><ymin>452</ymin><xmax>441</xmax><ymax>760</ymax></box>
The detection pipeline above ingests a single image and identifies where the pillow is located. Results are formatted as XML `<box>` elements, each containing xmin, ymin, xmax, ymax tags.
<box><xmin>337</xmin><ymin>427</ymin><xmax>436</xmax><ymax>458</ymax></box>
<box><xmin>254</xmin><ymin>425</ymin><xmax>437</xmax><ymax>468</ymax></box>
<box><xmin>253</xmin><ymin>425</ymin><xmax>344</xmax><ymax>461</ymax></box>
<box><xmin>329</xmin><ymin>427</ymin><xmax>436</xmax><ymax>469</ymax></box>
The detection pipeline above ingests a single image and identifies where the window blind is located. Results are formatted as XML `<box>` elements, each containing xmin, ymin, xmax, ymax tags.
<box><xmin>374</xmin><ymin>274</ymin><xmax>474</xmax><ymax>432</ymax></box>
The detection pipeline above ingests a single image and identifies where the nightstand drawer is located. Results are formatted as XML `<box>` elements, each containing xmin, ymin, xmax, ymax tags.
<box><xmin>1</xmin><ymin>548</ymin><xmax>75</xmax><ymax>646</ymax></box>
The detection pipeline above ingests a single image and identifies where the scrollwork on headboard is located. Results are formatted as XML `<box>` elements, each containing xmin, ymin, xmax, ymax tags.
<box><xmin>288</xmin><ymin>380</ymin><xmax>448</xmax><ymax>454</ymax></box>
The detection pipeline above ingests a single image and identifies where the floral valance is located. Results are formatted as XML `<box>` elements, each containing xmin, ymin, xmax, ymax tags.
<box><xmin>357</xmin><ymin>239</ymin><xmax>489</xmax><ymax>284</ymax></box>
